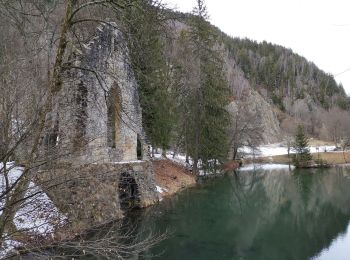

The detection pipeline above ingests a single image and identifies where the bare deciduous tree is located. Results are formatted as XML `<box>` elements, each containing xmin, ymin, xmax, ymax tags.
<box><xmin>322</xmin><ymin>107</ymin><xmax>350</xmax><ymax>147</ymax></box>
<box><xmin>0</xmin><ymin>0</ymin><xmax>167</xmax><ymax>257</ymax></box>
<box><xmin>227</xmin><ymin>102</ymin><xmax>263</xmax><ymax>160</ymax></box>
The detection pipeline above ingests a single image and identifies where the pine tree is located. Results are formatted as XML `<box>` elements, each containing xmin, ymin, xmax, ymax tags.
<box><xmin>124</xmin><ymin>0</ymin><xmax>176</xmax><ymax>154</ymax></box>
<box><xmin>186</xmin><ymin>0</ymin><xmax>230</xmax><ymax>174</ymax></box>
<box><xmin>292</xmin><ymin>125</ymin><xmax>312</xmax><ymax>167</ymax></box>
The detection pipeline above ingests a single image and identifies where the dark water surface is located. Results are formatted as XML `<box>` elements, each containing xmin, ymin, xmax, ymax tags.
<box><xmin>131</xmin><ymin>165</ymin><xmax>350</xmax><ymax>260</ymax></box>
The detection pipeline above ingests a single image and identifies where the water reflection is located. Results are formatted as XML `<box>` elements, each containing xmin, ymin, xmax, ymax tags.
<box><xmin>313</xmin><ymin>222</ymin><xmax>350</xmax><ymax>260</ymax></box>
<box><xmin>136</xmin><ymin>166</ymin><xmax>350</xmax><ymax>259</ymax></box>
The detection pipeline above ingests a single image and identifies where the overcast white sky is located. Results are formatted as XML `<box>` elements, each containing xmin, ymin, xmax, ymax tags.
<box><xmin>163</xmin><ymin>0</ymin><xmax>350</xmax><ymax>95</ymax></box>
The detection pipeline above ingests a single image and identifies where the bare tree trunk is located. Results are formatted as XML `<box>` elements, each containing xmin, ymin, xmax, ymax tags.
<box><xmin>193</xmin><ymin>157</ymin><xmax>198</xmax><ymax>175</ymax></box>
<box><xmin>0</xmin><ymin>0</ymin><xmax>74</xmax><ymax>240</ymax></box>
<box><xmin>343</xmin><ymin>149</ymin><xmax>348</xmax><ymax>164</ymax></box>
<box><xmin>193</xmin><ymin>116</ymin><xmax>200</xmax><ymax>175</ymax></box>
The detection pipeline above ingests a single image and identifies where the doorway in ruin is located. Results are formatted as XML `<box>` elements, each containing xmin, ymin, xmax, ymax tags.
<box><xmin>118</xmin><ymin>172</ymin><xmax>140</xmax><ymax>211</ymax></box>
<box><xmin>137</xmin><ymin>135</ymin><xmax>142</xmax><ymax>160</ymax></box>
<box><xmin>107</xmin><ymin>83</ymin><xmax>122</xmax><ymax>148</ymax></box>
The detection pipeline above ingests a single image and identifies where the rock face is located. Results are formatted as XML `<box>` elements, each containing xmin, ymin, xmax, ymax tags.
<box><xmin>246</xmin><ymin>90</ymin><xmax>282</xmax><ymax>143</ymax></box>
<box><xmin>223</xmin><ymin>50</ymin><xmax>282</xmax><ymax>143</ymax></box>
<box><xmin>39</xmin><ymin>24</ymin><xmax>158</xmax><ymax>226</ymax></box>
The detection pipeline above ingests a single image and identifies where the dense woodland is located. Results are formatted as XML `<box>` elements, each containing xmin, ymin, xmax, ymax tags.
<box><xmin>0</xmin><ymin>0</ymin><xmax>350</xmax><ymax>257</ymax></box>
<box><xmin>226</xmin><ymin>38</ymin><xmax>348</xmax><ymax>110</ymax></box>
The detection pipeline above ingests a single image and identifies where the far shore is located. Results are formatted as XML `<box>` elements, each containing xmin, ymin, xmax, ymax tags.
<box><xmin>250</xmin><ymin>151</ymin><xmax>350</xmax><ymax>166</ymax></box>
<box><xmin>152</xmin><ymin>146</ymin><xmax>350</xmax><ymax>199</ymax></box>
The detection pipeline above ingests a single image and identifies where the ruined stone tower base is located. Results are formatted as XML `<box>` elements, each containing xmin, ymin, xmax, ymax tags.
<box><xmin>37</xmin><ymin>161</ymin><xmax>159</xmax><ymax>229</ymax></box>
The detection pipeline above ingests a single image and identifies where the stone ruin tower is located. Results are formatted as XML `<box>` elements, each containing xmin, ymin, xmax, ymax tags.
<box><xmin>46</xmin><ymin>24</ymin><xmax>148</xmax><ymax>164</ymax></box>
<box><xmin>40</xmin><ymin>24</ymin><xmax>158</xmax><ymax>226</ymax></box>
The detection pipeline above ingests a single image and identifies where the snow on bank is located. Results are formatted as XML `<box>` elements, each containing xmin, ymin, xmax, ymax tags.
<box><xmin>238</xmin><ymin>163</ymin><xmax>294</xmax><ymax>172</ymax></box>
<box><xmin>151</xmin><ymin>150</ymin><xmax>193</xmax><ymax>168</ymax></box>
<box><xmin>0</xmin><ymin>162</ymin><xmax>67</xmax><ymax>255</ymax></box>
<box><xmin>0</xmin><ymin>239</ymin><xmax>22</xmax><ymax>259</ymax></box>
<box><xmin>13</xmin><ymin>181</ymin><xmax>66</xmax><ymax>234</ymax></box>
<box><xmin>0</xmin><ymin>162</ymin><xmax>24</xmax><ymax>212</ymax></box>
<box><xmin>156</xmin><ymin>185</ymin><xmax>168</xmax><ymax>194</ymax></box>
<box><xmin>152</xmin><ymin>143</ymin><xmax>337</xmax><ymax>167</ymax></box>
<box><xmin>240</xmin><ymin>143</ymin><xmax>336</xmax><ymax>157</ymax></box>
<box><xmin>151</xmin><ymin>149</ymin><xmax>294</xmax><ymax>174</ymax></box>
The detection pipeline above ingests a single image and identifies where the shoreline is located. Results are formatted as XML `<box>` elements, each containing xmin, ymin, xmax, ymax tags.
<box><xmin>152</xmin><ymin>159</ymin><xmax>197</xmax><ymax>199</ymax></box>
<box><xmin>255</xmin><ymin>151</ymin><xmax>350</xmax><ymax>166</ymax></box>
<box><xmin>4</xmin><ymin>148</ymin><xmax>350</xmax><ymax>257</ymax></box>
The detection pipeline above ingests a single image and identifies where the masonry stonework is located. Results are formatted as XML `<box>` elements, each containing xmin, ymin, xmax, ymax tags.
<box><xmin>40</xmin><ymin>24</ymin><xmax>158</xmax><ymax>226</ymax></box>
<box><xmin>52</xmin><ymin>24</ymin><xmax>148</xmax><ymax>164</ymax></box>
<box><xmin>38</xmin><ymin>161</ymin><xmax>158</xmax><ymax>229</ymax></box>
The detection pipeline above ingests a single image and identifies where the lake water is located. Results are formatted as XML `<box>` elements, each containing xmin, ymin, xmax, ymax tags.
<box><xmin>130</xmin><ymin>165</ymin><xmax>350</xmax><ymax>260</ymax></box>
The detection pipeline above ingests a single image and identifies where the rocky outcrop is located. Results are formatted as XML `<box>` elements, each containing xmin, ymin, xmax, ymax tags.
<box><xmin>246</xmin><ymin>90</ymin><xmax>282</xmax><ymax>143</ymax></box>
<box><xmin>223</xmin><ymin>50</ymin><xmax>282</xmax><ymax>143</ymax></box>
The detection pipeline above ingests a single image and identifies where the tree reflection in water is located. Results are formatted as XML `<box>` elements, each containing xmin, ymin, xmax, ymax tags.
<box><xmin>126</xmin><ymin>166</ymin><xmax>350</xmax><ymax>260</ymax></box>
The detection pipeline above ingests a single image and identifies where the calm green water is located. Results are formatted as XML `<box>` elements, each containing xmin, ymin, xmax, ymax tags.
<box><xmin>131</xmin><ymin>165</ymin><xmax>350</xmax><ymax>260</ymax></box>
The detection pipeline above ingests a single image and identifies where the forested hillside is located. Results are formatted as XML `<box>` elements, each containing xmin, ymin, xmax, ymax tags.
<box><xmin>218</xmin><ymin>33</ymin><xmax>350</xmax><ymax>141</ymax></box>
<box><xmin>163</xmin><ymin>13</ymin><xmax>350</xmax><ymax>147</ymax></box>
<box><xmin>224</xmin><ymin>37</ymin><xmax>348</xmax><ymax>110</ymax></box>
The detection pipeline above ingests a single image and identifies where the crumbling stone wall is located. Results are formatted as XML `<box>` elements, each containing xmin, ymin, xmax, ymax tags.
<box><xmin>37</xmin><ymin>24</ymin><xmax>159</xmax><ymax>226</ymax></box>
<box><xmin>37</xmin><ymin>161</ymin><xmax>159</xmax><ymax>229</ymax></box>
<box><xmin>49</xmin><ymin>24</ymin><xmax>149</xmax><ymax>165</ymax></box>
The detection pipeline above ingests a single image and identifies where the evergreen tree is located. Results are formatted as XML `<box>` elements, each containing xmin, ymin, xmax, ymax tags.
<box><xmin>124</xmin><ymin>0</ymin><xmax>176</xmax><ymax>154</ymax></box>
<box><xmin>292</xmin><ymin>125</ymin><xmax>312</xmax><ymax>167</ymax></box>
<box><xmin>186</xmin><ymin>0</ymin><xmax>230</xmax><ymax>174</ymax></box>
<box><xmin>172</xmin><ymin>30</ymin><xmax>197</xmax><ymax>164</ymax></box>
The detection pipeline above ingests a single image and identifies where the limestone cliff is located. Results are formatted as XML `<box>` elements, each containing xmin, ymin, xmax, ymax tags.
<box><xmin>223</xmin><ymin>49</ymin><xmax>282</xmax><ymax>143</ymax></box>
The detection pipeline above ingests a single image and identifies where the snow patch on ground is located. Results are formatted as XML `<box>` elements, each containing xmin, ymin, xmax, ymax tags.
<box><xmin>238</xmin><ymin>163</ymin><xmax>295</xmax><ymax>172</ymax></box>
<box><xmin>111</xmin><ymin>160</ymin><xmax>144</xmax><ymax>164</ymax></box>
<box><xmin>13</xmin><ymin>181</ymin><xmax>67</xmax><ymax>235</ymax></box>
<box><xmin>170</xmin><ymin>154</ymin><xmax>193</xmax><ymax>167</ymax></box>
<box><xmin>151</xmin><ymin>149</ymin><xmax>192</xmax><ymax>168</ymax></box>
<box><xmin>240</xmin><ymin>143</ymin><xmax>336</xmax><ymax>157</ymax></box>
<box><xmin>0</xmin><ymin>162</ymin><xmax>24</xmax><ymax>212</ymax></box>
<box><xmin>92</xmin><ymin>160</ymin><xmax>144</xmax><ymax>165</ymax></box>
<box><xmin>0</xmin><ymin>238</ymin><xmax>22</xmax><ymax>259</ymax></box>
<box><xmin>156</xmin><ymin>185</ymin><xmax>168</xmax><ymax>193</ymax></box>
<box><xmin>1</xmin><ymin>162</ymin><xmax>67</xmax><ymax>255</ymax></box>
<box><xmin>151</xmin><ymin>143</ymin><xmax>339</xmax><ymax>176</ymax></box>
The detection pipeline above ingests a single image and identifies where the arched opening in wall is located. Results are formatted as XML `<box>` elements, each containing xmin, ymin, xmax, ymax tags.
<box><xmin>74</xmin><ymin>82</ymin><xmax>88</xmax><ymax>148</ymax></box>
<box><xmin>43</xmin><ymin>132</ymin><xmax>58</xmax><ymax>149</ymax></box>
<box><xmin>43</xmin><ymin>114</ymin><xmax>59</xmax><ymax>150</ymax></box>
<box><xmin>118</xmin><ymin>172</ymin><xmax>140</xmax><ymax>211</ymax></box>
<box><xmin>107</xmin><ymin>83</ymin><xmax>122</xmax><ymax>148</ymax></box>
<box><xmin>137</xmin><ymin>135</ymin><xmax>142</xmax><ymax>160</ymax></box>
<box><xmin>74</xmin><ymin>82</ymin><xmax>89</xmax><ymax>148</ymax></box>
